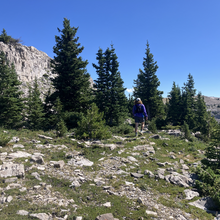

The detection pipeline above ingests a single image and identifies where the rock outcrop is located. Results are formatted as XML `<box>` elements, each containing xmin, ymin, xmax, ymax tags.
<box><xmin>0</xmin><ymin>42</ymin><xmax>52</xmax><ymax>82</ymax></box>
<box><xmin>0</xmin><ymin>42</ymin><xmax>93</xmax><ymax>98</ymax></box>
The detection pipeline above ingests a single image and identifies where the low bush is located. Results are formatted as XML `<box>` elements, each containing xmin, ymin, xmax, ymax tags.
<box><xmin>0</xmin><ymin>130</ymin><xmax>11</xmax><ymax>147</ymax></box>
<box><xmin>109</xmin><ymin>123</ymin><xmax>133</xmax><ymax>135</ymax></box>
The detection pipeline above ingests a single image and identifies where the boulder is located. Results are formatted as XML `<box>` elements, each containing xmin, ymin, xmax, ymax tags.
<box><xmin>29</xmin><ymin>213</ymin><xmax>50</xmax><ymax>220</ymax></box>
<box><xmin>184</xmin><ymin>189</ymin><xmax>199</xmax><ymax>200</ymax></box>
<box><xmin>165</xmin><ymin>172</ymin><xmax>194</xmax><ymax>187</ymax></box>
<box><xmin>0</xmin><ymin>163</ymin><xmax>24</xmax><ymax>178</ymax></box>
<box><xmin>189</xmin><ymin>197</ymin><xmax>219</xmax><ymax>213</ymax></box>
<box><xmin>31</xmin><ymin>155</ymin><xmax>44</xmax><ymax>164</ymax></box>
<box><xmin>95</xmin><ymin>213</ymin><xmax>115</xmax><ymax>220</ymax></box>
<box><xmin>8</xmin><ymin>151</ymin><xmax>32</xmax><ymax>158</ymax></box>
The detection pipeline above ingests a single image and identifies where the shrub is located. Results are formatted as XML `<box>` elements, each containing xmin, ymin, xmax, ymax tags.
<box><xmin>56</xmin><ymin>118</ymin><xmax>68</xmax><ymax>137</ymax></box>
<box><xmin>75</xmin><ymin>103</ymin><xmax>111</xmax><ymax>140</ymax></box>
<box><xmin>109</xmin><ymin>123</ymin><xmax>133</xmax><ymax>135</ymax></box>
<box><xmin>148</xmin><ymin>118</ymin><xmax>157</xmax><ymax>133</ymax></box>
<box><xmin>182</xmin><ymin>121</ymin><xmax>191</xmax><ymax>140</ymax></box>
<box><xmin>0</xmin><ymin>130</ymin><xmax>11</xmax><ymax>147</ymax></box>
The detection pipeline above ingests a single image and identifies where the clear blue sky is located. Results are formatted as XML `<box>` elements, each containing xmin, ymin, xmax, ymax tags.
<box><xmin>1</xmin><ymin>0</ymin><xmax>220</xmax><ymax>98</ymax></box>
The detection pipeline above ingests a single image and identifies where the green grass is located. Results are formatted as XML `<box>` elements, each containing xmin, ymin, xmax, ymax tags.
<box><xmin>0</xmin><ymin>127</ymin><xmax>215</xmax><ymax>220</ymax></box>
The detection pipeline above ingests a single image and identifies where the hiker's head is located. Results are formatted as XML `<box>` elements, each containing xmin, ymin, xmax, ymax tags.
<box><xmin>135</xmin><ymin>98</ymin><xmax>142</xmax><ymax>104</ymax></box>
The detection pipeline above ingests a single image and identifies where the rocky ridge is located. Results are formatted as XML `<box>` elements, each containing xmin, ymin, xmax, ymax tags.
<box><xmin>0</xmin><ymin>128</ymin><xmax>219</xmax><ymax>219</ymax></box>
<box><xmin>0</xmin><ymin>42</ymin><xmax>93</xmax><ymax>98</ymax></box>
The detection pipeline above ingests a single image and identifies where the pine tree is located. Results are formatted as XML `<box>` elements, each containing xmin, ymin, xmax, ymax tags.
<box><xmin>92</xmin><ymin>48</ymin><xmax>107</xmax><ymax>113</ymax></box>
<box><xmin>181</xmin><ymin>73</ymin><xmax>196</xmax><ymax>129</ymax></box>
<box><xmin>0</xmin><ymin>51</ymin><xmax>24</xmax><ymax>128</ymax></box>
<box><xmin>26</xmin><ymin>77</ymin><xmax>45</xmax><ymax>130</ymax></box>
<box><xmin>54</xmin><ymin>97</ymin><xmax>67</xmax><ymax>137</ymax></box>
<box><xmin>167</xmin><ymin>82</ymin><xmax>182</xmax><ymax>125</ymax></box>
<box><xmin>0</xmin><ymin>29</ymin><xmax>21</xmax><ymax>45</ymax></box>
<box><xmin>93</xmin><ymin>45</ymin><xmax>128</xmax><ymax>126</ymax></box>
<box><xmin>51</xmin><ymin>18</ymin><xmax>92</xmax><ymax>114</ymax></box>
<box><xmin>133</xmin><ymin>41</ymin><xmax>164</xmax><ymax>120</ymax></box>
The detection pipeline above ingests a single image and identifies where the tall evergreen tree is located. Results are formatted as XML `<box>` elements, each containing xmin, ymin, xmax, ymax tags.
<box><xmin>167</xmin><ymin>82</ymin><xmax>182</xmax><ymax>125</ymax></box>
<box><xmin>93</xmin><ymin>45</ymin><xmax>128</xmax><ymax>126</ymax></box>
<box><xmin>26</xmin><ymin>77</ymin><xmax>45</xmax><ymax>130</ymax></box>
<box><xmin>195</xmin><ymin>92</ymin><xmax>217</xmax><ymax>137</ymax></box>
<box><xmin>0</xmin><ymin>51</ymin><xmax>24</xmax><ymax>128</ymax></box>
<box><xmin>51</xmin><ymin>18</ymin><xmax>92</xmax><ymax>114</ymax></box>
<box><xmin>133</xmin><ymin>41</ymin><xmax>164</xmax><ymax>120</ymax></box>
<box><xmin>181</xmin><ymin>73</ymin><xmax>196</xmax><ymax>129</ymax></box>
<box><xmin>92</xmin><ymin>48</ymin><xmax>107</xmax><ymax>113</ymax></box>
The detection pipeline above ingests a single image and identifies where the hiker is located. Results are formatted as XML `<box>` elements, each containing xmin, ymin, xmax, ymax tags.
<box><xmin>132</xmin><ymin>98</ymin><xmax>148</xmax><ymax>137</ymax></box>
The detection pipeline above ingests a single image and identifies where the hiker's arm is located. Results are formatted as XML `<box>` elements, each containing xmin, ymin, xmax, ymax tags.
<box><xmin>142</xmin><ymin>105</ymin><xmax>148</xmax><ymax>119</ymax></box>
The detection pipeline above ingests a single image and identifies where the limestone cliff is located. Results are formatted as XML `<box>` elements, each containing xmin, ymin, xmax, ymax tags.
<box><xmin>0</xmin><ymin>42</ymin><xmax>52</xmax><ymax>82</ymax></box>
<box><xmin>0</xmin><ymin>42</ymin><xmax>93</xmax><ymax>98</ymax></box>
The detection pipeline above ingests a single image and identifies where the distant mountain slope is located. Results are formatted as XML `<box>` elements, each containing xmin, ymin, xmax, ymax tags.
<box><xmin>163</xmin><ymin>96</ymin><xmax>220</xmax><ymax>123</ymax></box>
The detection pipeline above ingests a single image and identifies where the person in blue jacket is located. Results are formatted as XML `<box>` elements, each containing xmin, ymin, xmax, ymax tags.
<box><xmin>132</xmin><ymin>98</ymin><xmax>148</xmax><ymax>137</ymax></box>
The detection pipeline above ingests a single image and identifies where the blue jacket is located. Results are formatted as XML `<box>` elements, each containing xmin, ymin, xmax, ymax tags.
<box><xmin>132</xmin><ymin>104</ymin><xmax>148</xmax><ymax>117</ymax></box>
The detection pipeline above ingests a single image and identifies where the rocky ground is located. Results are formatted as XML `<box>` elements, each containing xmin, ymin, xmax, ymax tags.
<box><xmin>0</xmin><ymin>128</ymin><xmax>219</xmax><ymax>220</ymax></box>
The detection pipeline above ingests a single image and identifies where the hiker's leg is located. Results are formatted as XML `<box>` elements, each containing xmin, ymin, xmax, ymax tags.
<box><xmin>135</xmin><ymin>123</ymin><xmax>139</xmax><ymax>133</ymax></box>
<box><xmin>141</xmin><ymin>122</ymin><xmax>145</xmax><ymax>131</ymax></box>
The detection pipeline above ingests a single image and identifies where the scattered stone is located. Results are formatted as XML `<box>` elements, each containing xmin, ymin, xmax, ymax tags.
<box><xmin>95</xmin><ymin>213</ymin><xmax>115</xmax><ymax>220</ymax></box>
<box><xmin>189</xmin><ymin>197</ymin><xmax>219</xmax><ymax>212</ymax></box>
<box><xmin>9</xmin><ymin>137</ymin><xmax>20</xmax><ymax>143</ymax></box>
<box><xmin>127</xmin><ymin>156</ymin><xmax>138</xmax><ymax>162</ymax></box>
<box><xmin>170</xmin><ymin>155</ymin><xmax>176</xmax><ymax>159</ymax></box>
<box><xmin>181</xmin><ymin>164</ymin><xmax>189</xmax><ymax>170</ymax></box>
<box><xmin>145</xmin><ymin>210</ymin><xmax>157</xmax><ymax>216</ymax></box>
<box><xmin>38</xmin><ymin>134</ymin><xmax>53</xmax><ymax>140</ymax></box>
<box><xmin>17</xmin><ymin>210</ymin><xmax>29</xmax><ymax>216</ymax></box>
<box><xmin>102</xmin><ymin>202</ymin><xmax>111</xmax><ymax>207</ymax></box>
<box><xmin>3</xmin><ymin>177</ymin><xmax>18</xmax><ymax>183</ymax></box>
<box><xmin>50</xmin><ymin>160</ymin><xmax>65</xmax><ymax>168</ymax></box>
<box><xmin>13</xmin><ymin>144</ymin><xmax>24</xmax><ymax>148</ymax></box>
<box><xmin>179</xmin><ymin>159</ymin><xmax>184</xmax><ymax>164</ymax></box>
<box><xmin>130</xmin><ymin>173</ymin><xmax>144</xmax><ymax>178</ymax></box>
<box><xmin>68</xmin><ymin>158</ymin><xmax>94</xmax><ymax>167</ymax></box>
<box><xmin>157</xmin><ymin>162</ymin><xmax>172</xmax><ymax>167</ymax></box>
<box><xmin>0</xmin><ymin>163</ymin><xmax>24</xmax><ymax>178</ymax></box>
<box><xmin>166</xmin><ymin>130</ymin><xmax>182</xmax><ymax>137</ymax></box>
<box><xmin>5</xmin><ymin>183</ymin><xmax>22</xmax><ymax>190</ymax></box>
<box><xmin>149</xmin><ymin>134</ymin><xmax>161</xmax><ymax>139</ymax></box>
<box><xmin>69</xmin><ymin>180</ymin><xmax>81</xmax><ymax>188</ymax></box>
<box><xmin>165</xmin><ymin>172</ymin><xmax>194</xmax><ymax>187</ymax></box>
<box><xmin>31</xmin><ymin>155</ymin><xmax>44</xmax><ymax>164</ymax></box>
<box><xmin>6</xmin><ymin>196</ymin><xmax>13</xmax><ymax>203</ymax></box>
<box><xmin>29</xmin><ymin>213</ymin><xmax>50</xmax><ymax>220</ymax></box>
<box><xmin>31</xmin><ymin>172</ymin><xmax>42</xmax><ymax>181</ymax></box>
<box><xmin>8</xmin><ymin>151</ymin><xmax>32</xmax><ymax>158</ymax></box>
<box><xmin>144</xmin><ymin>170</ymin><xmax>155</xmax><ymax>178</ymax></box>
<box><xmin>184</xmin><ymin>189</ymin><xmax>199</xmax><ymax>200</ymax></box>
<box><xmin>104</xmin><ymin>144</ymin><xmax>118</xmax><ymax>150</ymax></box>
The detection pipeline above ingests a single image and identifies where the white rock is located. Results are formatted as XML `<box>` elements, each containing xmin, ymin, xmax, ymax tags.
<box><xmin>6</xmin><ymin>196</ymin><xmax>13</xmax><ymax>203</ymax></box>
<box><xmin>184</xmin><ymin>189</ymin><xmax>199</xmax><ymax>200</ymax></box>
<box><xmin>102</xmin><ymin>202</ymin><xmax>111</xmax><ymax>207</ymax></box>
<box><xmin>75</xmin><ymin>158</ymin><xmax>94</xmax><ymax>167</ymax></box>
<box><xmin>30</xmin><ymin>213</ymin><xmax>50</xmax><ymax>220</ymax></box>
<box><xmin>0</xmin><ymin>163</ymin><xmax>24</xmax><ymax>178</ymax></box>
<box><xmin>145</xmin><ymin>210</ymin><xmax>157</xmax><ymax>216</ymax></box>
<box><xmin>17</xmin><ymin>210</ymin><xmax>29</xmax><ymax>216</ymax></box>
<box><xmin>13</xmin><ymin>144</ymin><xmax>24</xmax><ymax>148</ymax></box>
<box><xmin>127</xmin><ymin>156</ymin><xmax>138</xmax><ymax>162</ymax></box>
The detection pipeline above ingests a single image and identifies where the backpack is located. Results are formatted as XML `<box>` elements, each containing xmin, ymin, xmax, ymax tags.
<box><xmin>135</xmin><ymin>104</ymin><xmax>144</xmax><ymax>114</ymax></box>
